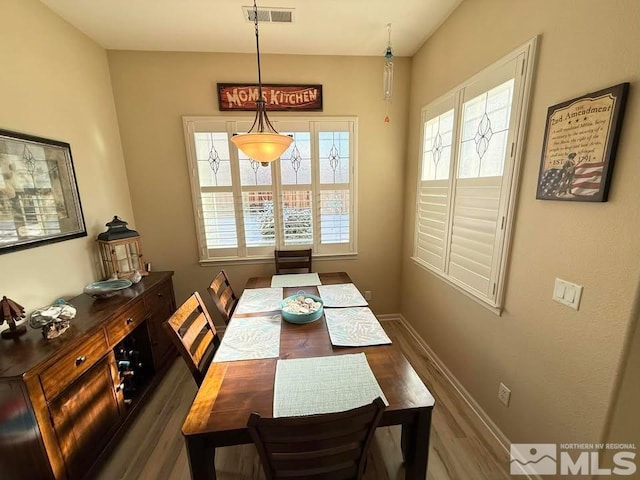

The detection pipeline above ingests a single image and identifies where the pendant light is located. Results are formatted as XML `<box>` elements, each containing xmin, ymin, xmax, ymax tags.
<box><xmin>231</xmin><ymin>0</ymin><xmax>293</xmax><ymax>164</ymax></box>
<box><xmin>383</xmin><ymin>23</ymin><xmax>394</xmax><ymax>123</ymax></box>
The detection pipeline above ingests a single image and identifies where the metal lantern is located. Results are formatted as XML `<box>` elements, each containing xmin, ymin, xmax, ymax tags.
<box><xmin>97</xmin><ymin>216</ymin><xmax>148</xmax><ymax>280</ymax></box>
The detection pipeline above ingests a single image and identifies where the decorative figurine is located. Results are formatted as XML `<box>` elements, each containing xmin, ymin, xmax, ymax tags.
<box><xmin>29</xmin><ymin>299</ymin><xmax>76</xmax><ymax>339</ymax></box>
<box><xmin>0</xmin><ymin>296</ymin><xmax>27</xmax><ymax>339</ymax></box>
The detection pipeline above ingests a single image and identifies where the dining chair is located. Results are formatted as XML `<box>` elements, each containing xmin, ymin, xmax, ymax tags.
<box><xmin>274</xmin><ymin>249</ymin><xmax>312</xmax><ymax>274</ymax></box>
<box><xmin>163</xmin><ymin>291</ymin><xmax>220</xmax><ymax>387</ymax></box>
<box><xmin>247</xmin><ymin>397</ymin><xmax>385</xmax><ymax>480</ymax></box>
<box><xmin>207</xmin><ymin>270</ymin><xmax>239</xmax><ymax>325</ymax></box>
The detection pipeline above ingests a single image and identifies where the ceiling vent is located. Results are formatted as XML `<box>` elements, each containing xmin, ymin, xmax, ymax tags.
<box><xmin>243</xmin><ymin>6</ymin><xmax>294</xmax><ymax>24</ymax></box>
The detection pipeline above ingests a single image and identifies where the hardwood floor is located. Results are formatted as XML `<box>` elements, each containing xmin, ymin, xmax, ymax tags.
<box><xmin>96</xmin><ymin>319</ymin><xmax>511</xmax><ymax>480</ymax></box>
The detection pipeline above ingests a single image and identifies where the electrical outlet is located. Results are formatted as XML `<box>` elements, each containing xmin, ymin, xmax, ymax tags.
<box><xmin>498</xmin><ymin>382</ymin><xmax>511</xmax><ymax>407</ymax></box>
<box><xmin>364</xmin><ymin>291</ymin><xmax>372</xmax><ymax>301</ymax></box>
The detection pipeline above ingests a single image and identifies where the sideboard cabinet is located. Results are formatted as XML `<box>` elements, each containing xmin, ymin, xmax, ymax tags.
<box><xmin>0</xmin><ymin>271</ymin><xmax>176</xmax><ymax>479</ymax></box>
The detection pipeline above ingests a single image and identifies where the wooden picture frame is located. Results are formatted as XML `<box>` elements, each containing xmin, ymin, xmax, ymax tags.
<box><xmin>536</xmin><ymin>82</ymin><xmax>629</xmax><ymax>202</ymax></box>
<box><xmin>0</xmin><ymin>129</ymin><xmax>86</xmax><ymax>254</ymax></box>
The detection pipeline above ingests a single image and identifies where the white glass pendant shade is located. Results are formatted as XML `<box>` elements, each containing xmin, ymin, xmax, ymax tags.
<box><xmin>231</xmin><ymin>132</ymin><xmax>293</xmax><ymax>163</ymax></box>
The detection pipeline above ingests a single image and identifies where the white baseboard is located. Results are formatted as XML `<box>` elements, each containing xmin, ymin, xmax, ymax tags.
<box><xmin>379</xmin><ymin>314</ymin><xmax>541</xmax><ymax>480</ymax></box>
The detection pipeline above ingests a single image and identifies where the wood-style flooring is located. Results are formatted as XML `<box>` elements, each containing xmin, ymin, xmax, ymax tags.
<box><xmin>96</xmin><ymin>319</ymin><xmax>511</xmax><ymax>480</ymax></box>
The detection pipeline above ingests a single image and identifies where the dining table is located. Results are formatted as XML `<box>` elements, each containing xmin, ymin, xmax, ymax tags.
<box><xmin>181</xmin><ymin>271</ymin><xmax>435</xmax><ymax>479</ymax></box>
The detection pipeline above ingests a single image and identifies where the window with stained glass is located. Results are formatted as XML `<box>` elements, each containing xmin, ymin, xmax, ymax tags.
<box><xmin>183</xmin><ymin>117</ymin><xmax>357</xmax><ymax>261</ymax></box>
<box><xmin>412</xmin><ymin>38</ymin><xmax>537</xmax><ymax>311</ymax></box>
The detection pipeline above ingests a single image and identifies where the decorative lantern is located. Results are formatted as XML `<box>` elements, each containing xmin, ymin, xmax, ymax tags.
<box><xmin>97</xmin><ymin>216</ymin><xmax>148</xmax><ymax>280</ymax></box>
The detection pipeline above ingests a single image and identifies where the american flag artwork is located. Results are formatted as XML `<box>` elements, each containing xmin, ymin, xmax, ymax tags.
<box><xmin>571</xmin><ymin>161</ymin><xmax>604</xmax><ymax>196</ymax></box>
<box><xmin>538</xmin><ymin>157</ymin><xmax>604</xmax><ymax>199</ymax></box>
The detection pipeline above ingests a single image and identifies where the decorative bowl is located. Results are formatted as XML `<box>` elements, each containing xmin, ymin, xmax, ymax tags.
<box><xmin>280</xmin><ymin>293</ymin><xmax>324</xmax><ymax>324</ymax></box>
<box><xmin>83</xmin><ymin>279</ymin><xmax>133</xmax><ymax>298</ymax></box>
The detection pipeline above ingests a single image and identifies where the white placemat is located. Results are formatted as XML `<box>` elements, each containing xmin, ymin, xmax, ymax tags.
<box><xmin>213</xmin><ymin>314</ymin><xmax>281</xmax><ymax>362</ymax></box>
<box><xmin>234</xmin><ymin>287</ymin><xmax>283</xmax><ymax>315</ymax></box>
<box><xmin>271</xmin><ymin>273</ymin><xmax>321</xmax><ymax>288</ymax></box>
<box><xmin>317</xmin><ymin>283</ymin><xmax>368</xmax><ymax>307</ymax></box>
<box><xmin>273</xmin><ymin>353</ymin><xmax>388</xmax><ymax>417</ymax></box>
<box><xmin>324</xmin><ymin>307</ymin><xmax>392</xmax><ymax>347</ymax></box>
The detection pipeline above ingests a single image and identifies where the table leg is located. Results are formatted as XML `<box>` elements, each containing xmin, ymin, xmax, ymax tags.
<box><xmin>401</xmin><ymin>409</ymin><xmax>432</xmax><ymax>480</ymax></box>
<box><xmin>185</xmin><ymin>435</ymin><xmax>216</xmax><ymax>480</ymax></box>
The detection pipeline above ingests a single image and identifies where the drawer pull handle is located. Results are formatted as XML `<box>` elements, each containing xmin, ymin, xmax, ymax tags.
<box><xmin>75</xmin><ymin>356</ymin><xmax>86</xmax><ymax>366</ymax></box>
<box><xmin>157</xmin><ymin>292</ymin><xmax>164</xmax><ymax>297</ymax></box>
<box><xmin>126</xmin><ymin>317</ymin><xmax>134</xmax><ymax>325</ymax></box>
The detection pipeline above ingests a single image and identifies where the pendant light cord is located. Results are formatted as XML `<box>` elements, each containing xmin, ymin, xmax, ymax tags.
<box><xmin>253</xmin><ymin>0</ymin><xmax>263</xmax><ymax>101</ymax></box>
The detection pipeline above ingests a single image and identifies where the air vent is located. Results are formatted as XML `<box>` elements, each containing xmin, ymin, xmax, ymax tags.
<box><xmin>243</xmin><ymin>6</ymin><xmax>294</xmax><ymax>24</ymax></box>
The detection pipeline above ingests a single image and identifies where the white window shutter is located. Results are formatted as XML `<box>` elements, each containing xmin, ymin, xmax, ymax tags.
<box><xmin>448</xmin><ymin>176</ymin><xmax>501</xmax><ymax>297</ymax></box>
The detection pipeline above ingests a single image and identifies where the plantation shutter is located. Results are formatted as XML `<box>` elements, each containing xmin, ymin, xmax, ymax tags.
<box><xmin>448</xmin><ymin>55</ymin><xmax>524</xmax><ymax>301</ymax></box>
<box><xmin>415</xmin><ymin>96</ymin><xmax>456</xmax><ymax>271</ymax></box>
<box><xmin>184</xmin><ymin>119</ymin><xmax>239</xmax><ymax>259</ymax></box>
<box><xmin>277</xmin><ymin>127</ymin><xmax>313</xmax><ymax>247</ymax></box>
<box><xmin>412</xmin><ymin>38</ymin><xmax>536</xmax><ymax>310</ymax></box>
<box><xmin>315</xmin><ymin>120</ymin><xmax>354</xmax><ymax>255</ymax></box>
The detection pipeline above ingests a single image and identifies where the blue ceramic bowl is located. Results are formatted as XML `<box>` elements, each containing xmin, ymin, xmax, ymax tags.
<box><xmin>84</xmin><ymin>279</ymin><xmax>133</xmax><ymax>298</ymax></box>
<box><xmin>280</xmin><ymin>293</ymin><xmax>324</xmax><ymax>324</ymax></box>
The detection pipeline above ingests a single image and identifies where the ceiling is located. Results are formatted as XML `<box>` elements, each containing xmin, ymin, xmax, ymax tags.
<box><xmin>39</xmin><ymin>0</ymin><xmax>461</xmax><ymax>57</ymax></box>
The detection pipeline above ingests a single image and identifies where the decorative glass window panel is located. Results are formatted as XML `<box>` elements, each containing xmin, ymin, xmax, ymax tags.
<box><xmin>458</xmin><ymin>79</ymin><xmax>514</xmax><ymax>179</ymax></box>
<box><xmin>280</xmin><ymin>133</ymin><xmax>311</xmax><ymax>185</ymax></box>
<box><xmin>422</xmin><ymin>110</ymin><xmax>454</xmax><ymax>181</ymax></box>
<box><xmin>183</xmin><ymin>117</ymin><xmax>357</xmax><ymax>261</ymax></box>
<box><xmin>412</xmin><ymin>39</ymin><xmax>537</xmax><ymax>310</ymax></box>
<box><xmin>319</xmin><ymin>132</ymin><xmax>350</xmax><ymax>184</ymax></box>
<box><xmin>194</xmin><ymin>133</ymin><xmax>232</xmax><ymax>187</ymax></box>
<box><xmin>239</xmin><ymin>154</ymin><xmax>272</xmax><ymax>186</ymax></box>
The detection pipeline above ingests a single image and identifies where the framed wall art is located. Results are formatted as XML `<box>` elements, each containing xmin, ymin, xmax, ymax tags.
<box><xmin>536</xmin><ymin>82</ymin><xmax>629</xmax><ymax>202</ymax></box>
<box><xmin>217</xmin><ymin>83</ymin><xmax>323</xmax><ymax>111</ymax></box>
<box><xmin>0</xmin><ymin>129</ymin><xmax>86</xmax><ymax>254</ymax></box>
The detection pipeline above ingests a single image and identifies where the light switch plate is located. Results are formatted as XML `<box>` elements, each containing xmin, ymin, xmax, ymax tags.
<box><xmin>553</xmin><ymin>278</ymin><xmax>583</xmax><ymax>310</ymax></box>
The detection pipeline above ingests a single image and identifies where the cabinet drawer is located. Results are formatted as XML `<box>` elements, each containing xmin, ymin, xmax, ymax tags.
<box><xmin>144</xmin><ymin>281</ymin><xmax>174</xmax><ymax>314</ymax></box>
<box><xmin>40</xmin><ymin>330</ymin><xmax>108</xmax><ymax>401</ymax></box>
<box><xmin>105</xmin><ymin>300</ymin><xmax>147</xmax><ymax>346</ymax></box>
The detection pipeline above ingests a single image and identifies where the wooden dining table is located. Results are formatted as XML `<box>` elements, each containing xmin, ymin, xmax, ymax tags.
<box><xmin>182</xmin><ymin>272</ymin><xmax>435</xmax><ymax>479</ymax></box>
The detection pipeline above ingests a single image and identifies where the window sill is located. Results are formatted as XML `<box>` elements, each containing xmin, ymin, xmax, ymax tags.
<box><xmin>410</xmin><ymin>256</ymin><xmax>503</xmax><ymax>316</ymax></box>
<box><xmin>200</xmin><ymin>252</ymin><xmax>358</xmax><ymax>267</ymax></box>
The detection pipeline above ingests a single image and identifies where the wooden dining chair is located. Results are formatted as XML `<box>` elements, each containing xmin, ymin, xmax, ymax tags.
<box><xmin>163</xmin><ymin>291</ymin><xmax>220</xmax><ymax>387</ymax></box>
<box><xmin>274</xmin><ymin>249</ymin><xmax>312</xmax><ymax>274</ymax></box>
<box><xmin>247</xmin><ymin>397</ymin><xmax>385</xmax><ymax>480</ymax></box>
<box><xmin>207</xmin><ymin>270</ymin><xmax>239</xmax><ymax>325</ymax></box>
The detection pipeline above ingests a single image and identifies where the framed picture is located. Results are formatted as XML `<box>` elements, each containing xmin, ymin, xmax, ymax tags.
<box><xmin>536</xmin><ymin>82</ymin><xmax>629</xmax><ymax>202</ymax></box>
<box><xmin>0</xmin><ymin>129</ymin><xmax>86</xmax><ymax>254</ymax></box>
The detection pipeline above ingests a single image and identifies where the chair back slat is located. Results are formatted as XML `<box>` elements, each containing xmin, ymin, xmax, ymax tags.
<box><xmin>275</xmin><ymin>249</ymin><xmax>312</xmax><ymax>274</ymax></box>
<box><xmin>163</xmin><ymin>291</ymin><xmax>219</xmax><ymax>386</ymax></box>
<box><xmin>248</xmin><ymin>397</ymin><xmax>385</xmax><ymax>480</ymax></box>
<box><xmin>208</xmin><ymin>270</ymin><xmax>238</xmax><ymax>325</ymax></box>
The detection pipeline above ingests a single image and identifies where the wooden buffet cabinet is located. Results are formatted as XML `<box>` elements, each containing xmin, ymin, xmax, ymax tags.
<box><xmin>0</xmin><ymin>272</ymin><xmax>176</xmax><ymax>480</ymax></box>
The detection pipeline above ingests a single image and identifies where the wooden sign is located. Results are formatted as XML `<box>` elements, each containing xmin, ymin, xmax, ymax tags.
<box><xmin>536</xmin><ymin>83</ymin><xmax>629</xmax><ymax>202</ymax></box>
<box><xmin>217</xmin><ymin>83</ymin><xmax>323</xmax><ymax>112</ymax></box>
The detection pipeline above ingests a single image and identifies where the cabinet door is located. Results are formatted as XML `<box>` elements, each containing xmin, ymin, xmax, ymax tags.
<box><xmin>48</xmin><ymin>356</ymin><xmax>122</xmax><ymax>479</ymax></box>
<box><xmin>145</xmin><ymin>281</ymin><xmax>176</xmax><ymax>369</ymax></box>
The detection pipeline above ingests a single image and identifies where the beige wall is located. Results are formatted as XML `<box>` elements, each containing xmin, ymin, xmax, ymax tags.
<box><xmin>0</xmin><ymin>0</ymin><xmax>133</xmax><ymax>313</ymax></box>
<box><xmin>107</xmin><ymin>51</ymin><xmax>410</xmax><ymax>320</ymax></box>
<box><xmin>403</xmin><ymin>0</ymin><xmax>640</xmax><ymax>448</ymax></box>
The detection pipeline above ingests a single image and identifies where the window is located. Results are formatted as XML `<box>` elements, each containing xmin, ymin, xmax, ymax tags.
<box><xmin>183</xmin><ymin>117</ymin><xmax>357</xmax><ymax>262</ymax></box>
<box><xmin>412</xmin><ymin>38</ymin><xmax>537</xmax><ymax>310</ymax></box>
